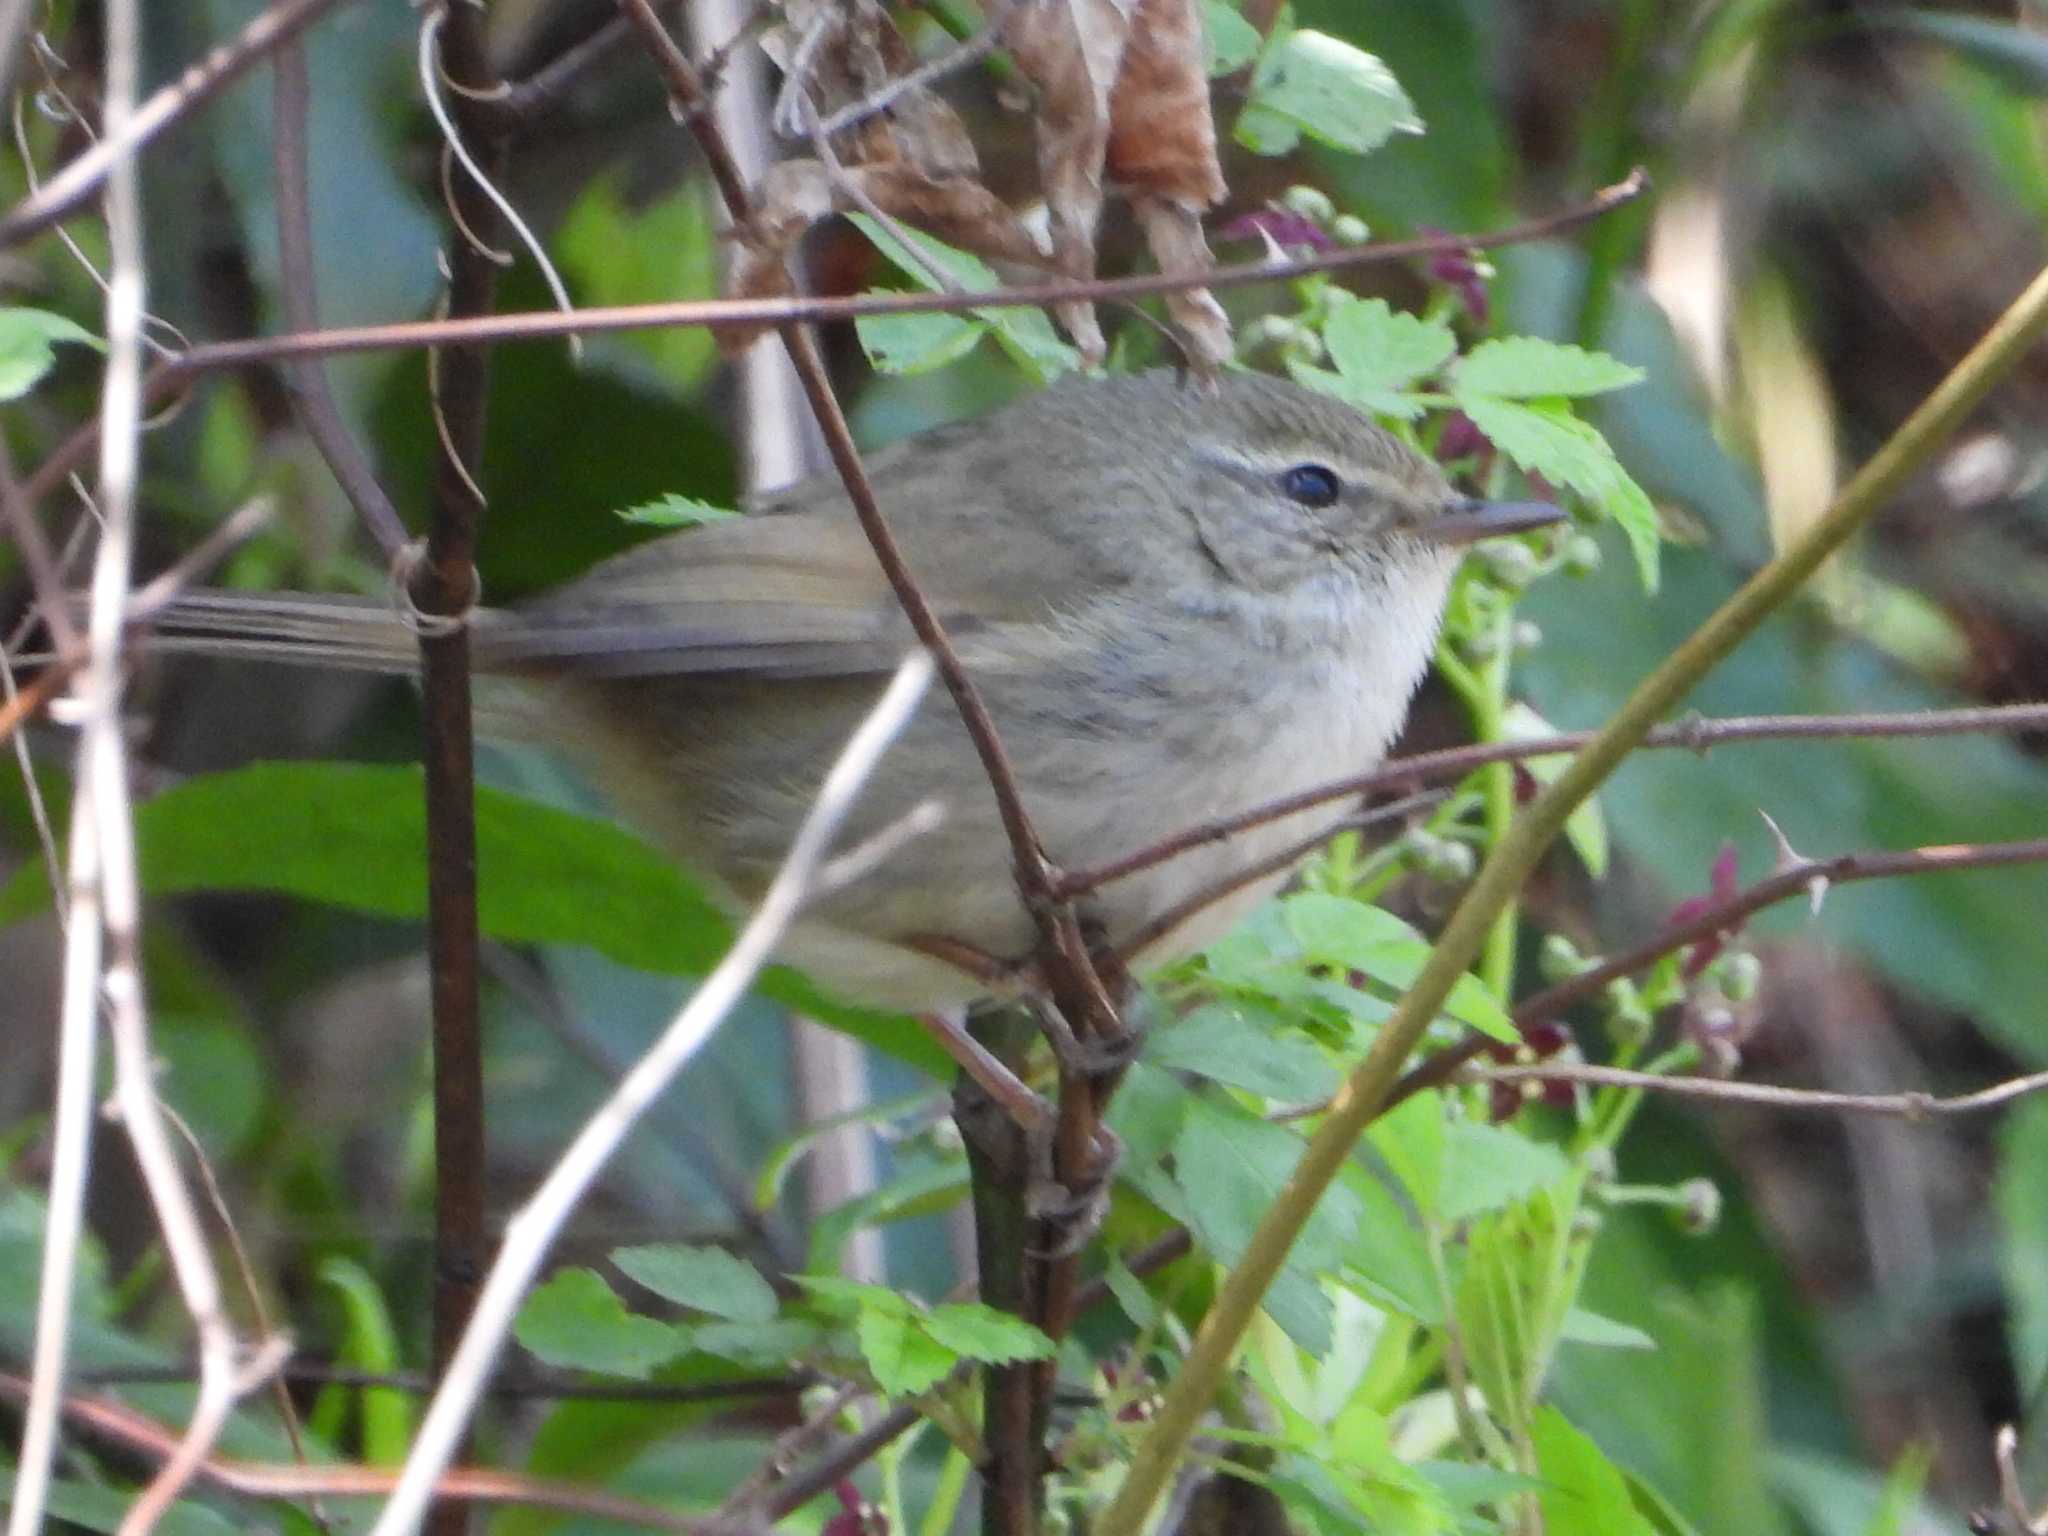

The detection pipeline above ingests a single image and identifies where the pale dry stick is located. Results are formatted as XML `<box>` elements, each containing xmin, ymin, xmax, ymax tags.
<box><xmin>0</xmin><ymin>1373</ymin><xmax>726</xmax><ymax>1534</ymax></box>
<box><xmin>0</xmin><ymin>0</ymin><xmax>360</xmax><ymax>247</ymax></box>
<box><xmin>1469</xmin><ymin>1060</ymin><xmax>2048</xmax><ymax>1119</ymax></box>
<box><xmin>417</xmin><ymin>4</ymin><xmax>581</xmax><ymax>360</ymax></box>
<box><xmin>1096</xmin><ymin>250</ymin><xmax>2048</xmax><ymax>1536</ymax></box>
<box><xmin>366</xmin><ymin>653</ymin><xmax>936</xmax><ymax>1536</ymax></box>
<box><xmin>9</xmin><ymin>0</ymin><xmax>156</xmax><ymax>1526</ymax></box>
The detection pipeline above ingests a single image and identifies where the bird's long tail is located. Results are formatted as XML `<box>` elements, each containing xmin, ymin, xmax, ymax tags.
<box><xmin>141</xmin><ymin>590</ymin><xmax>510</xmax><ymax>673</ymax></box>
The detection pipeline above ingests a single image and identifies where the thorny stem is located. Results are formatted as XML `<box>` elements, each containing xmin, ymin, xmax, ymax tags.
<box><xmin>1093</xmin><ymin>253</ymin><xmax>2048</xmax><ymax>1536</ymax></box>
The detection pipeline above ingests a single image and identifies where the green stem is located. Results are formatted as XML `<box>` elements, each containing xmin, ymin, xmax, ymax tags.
<box><xmin>1093</xmin><ymin>256</ymin><xmax>2048</xmax><ymax>1536</ymax></box>
<box><xmin>919</xmin><ymin>1444</ymin><xmax>975</xmax><ymax>1536</ymax></box>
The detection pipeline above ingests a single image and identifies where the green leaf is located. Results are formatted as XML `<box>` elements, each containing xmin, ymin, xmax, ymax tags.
<box><xmin>514</xmin><ymin>1268</ymin><xmax>682</xmax><ymax>1379</ymax></box>
<box><xmin>1321</xmin><ymin>295</ymin><xmax>1458</xmax><ymax>410</ymax></box>
<box><xmin>1103</xmin><ymin>1258</ymin><xmax>1161</xmax><ymax>1330</ymax></box>
<box><xmin>316</xmin><ymin>1256</ymin><xmax>415</xmax><ymax>1462</ymax></box>
<box><xmin>1558</xmin><ymin>1308</ymin><xmax>1658</xmax><ymax>1352</ymax></box>
<box><xmin>790</xmin><ymin>1272</ymin><xmax>903</xmax><ymax>1316</ymax></box>
<box><xmin>0</xmin><ymin>1474</ymin><xmax>240</xmax><ymax>1536</ymax></box>
<box><xmin>1453</xmin><ymin>338</ymin><xmax>1646</xmax><ymax>400</ymax></box>
<box><xmin>557</xmin><ymin>171</ymin><xmax>719</xmax><ymax>391</ymax></box>
<box><xmin>1502</xmin><ymin>702</ymin><xmax>1608</xmax><ymax>877</ymax></box>
<box><xmin>858</xmin><ymin>1307</ymin><xmax>958</xmax><ymax>1397</ymax></box>
<box><xmin>0</xmin><ymin>306</ymin><xmax>104</xmax><ymax>402</ymax></box>
<box><xmin>1144</xmin><ymin>1002</ymin><xmax>1339</xmax><ymax>1101</ymax></box>
<box><xmin>1997</xmin><ymin>1098</ymin><xmax>2048</xmax><ymax>1384</ymax></box>
<box><xmin>1237</xmin><ymin>29</ymin><xmax>1423</xmax><ymax>156</ymax></box>
<box><xmin>1457</xmin><ymin>395</ymin><xmax>1660</xmax><ymax>591</ymax></box>
<box><xmin>1436</xmin><ymin>1120</ymin><xmax>1571</xmax><ymax>1222</ymax></box>
<box><xmin>1283</xmin><ymin>892</ymin><xmax>1516</xmax><ymax>1042</ymax></box>
<box><xmin>856</xmin><ymin>310</ymin><xmax>990</xmax><ymax>376</ymax></box>
<box><xmin>692</xmin><ymin>1317</ymin><xmax>827</xmax><ymax>1366</ymax></box>
<box><xmin>1533</xmin><ymin>1406</ymin><xmax>1659</xmax><ymax>1536</ymax></box>
<box><xmin>1291</xmin><ymin>361</ymin><xmax>1429</xmax><ymax>422</ymax></box>
<box><xmin>0</xmin><ymin>762</ymin><xmax>948</xmax><ymax>1076</ymax></box>
<box><xmin>1173</xmin><ymin>1096</ymin><xmax>1363</xmax><ymax>1352</ymax></box>
<box><xmin>612</xmin><ymin>1243</ymin><xmax>777</xmax><ymax>1323</ymax></box>
<box><xmin>921</xmin><ymin>1303</ymin><xmax>1054</xmax><ymax>1365</ymax></box>
<box><xmin>1202</xmin><ymin>0</ymin><xmax>1262</xmax><ymax>74</ymax></box>
<box><xmin>846</xmin><ymin>213</ymin><xmax>1078</xmax><ymax>384</ymax></box>
<box><xmin>615</xmin><ymin>492</ymin><xmax>739</xmax><ymax>528</ymax></box>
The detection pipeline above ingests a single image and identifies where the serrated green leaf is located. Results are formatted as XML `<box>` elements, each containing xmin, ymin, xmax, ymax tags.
<box><xmin>921</xmin><ymin>1303</ymin><xmax>1053</xmax><ymax>1365</ymax></box>
<box><xmin>858</xmin><ymin>1308</ymin><xmax>956</xmax><ymax>1397</ymax></box>
<box><xmin>1173</xmin><ymin>1096</ymin><xmax>1362</xmax><ymax>1352</ymax></box>
<box><xmin>855</xmin><ymin>310</ymin><xmax>990</xmax><ymax>376</ymax></box>
<box><xmin>692</xmin><ymin>1317</ymin><xmax>827</xmax><ymax>1366</ymax></box>
<box><xmin>0</xmin><ymin>306</ymin><xmax>104</xmax><ymax>403</ymax></box>
<box><xmin>1437</xmin><ymin>1120</ymin><xmax>1571</xmax><ymax>1222</ymax></box>
<box><xmin>1237</xmin><ymin>29</ymin><xmax>1423</xmax><ymax>156</ymax></box>
<box><xmin>847</xmin><ymin>213</ymin><xmax>1078</xmax><ymax>383</ymax></box>
<box><xmin>1325</xmin><ymin>296</ymin><xmax>1458</xmax><ymax>397</ymax></box>
<box><xmin>1533</xmin><ymin>1407</ymin><xmax>1659</xmax><ymax>1536</ymax></box>
<box><xmin>0</xmin><ymin>762</ymin><xmax>948</xmax><ymax>1076</ymax></box>
<box><xmin>1283</xmin><ymin>892</ymin><xmax>1515</xmax><ymax>1041</ymax></box>
<box><xmin>1202</xmin><ymin>0</ymin><xmax>1262</xmax><ymax>74</ymax></box>
<box><xmin>612</xmin><ymin>1243</ymin><xmax>777</xmax><ymax>1323</ymax></box>
<box><xmin>790</xmin><ymin>1272</ymin><xmax>904</xmax><ymax>1316</ymax></box>
<box><xmin>1454</xmin><ymin>338</ymin><xmax>1645</xmax><ymax>399</ymax></box>
<box><xmin>558</xmin><ymin>171</ymin><xmax>718</xmax><ymax>390</ymax></box>
<box><xmin>1290</xmin><ymin>360</ymin><xmax>1430</xmax><ymax>422</ymax></box>
<box><xmin>1144</xmin><ymin>1002</ymin><xmax>1339</xmax><ymax>1101</ymax></box>
<box><xmin>1502</xmin><ymin>701</ymin><xmax>1609</xmax><ymax>878</ymax></box>
<box><xmin>1558</xmin><ymin>1308</ymin><xmax>1658</xmax><ymax>1351</ymax></box>
<box><xmin>1457</xmin><ymin>395</ymin><xmax>1660</xmax><ymax>591</ymax></box>
<box><xmin>616</xmin><ymin>492</ymin><xmax>739</xmax><ymax>527</ymax></box>
<box><xmin>515</xmin><ymin>1268</ymin><xmax>682</xmax><ymax>1379</ymax></box>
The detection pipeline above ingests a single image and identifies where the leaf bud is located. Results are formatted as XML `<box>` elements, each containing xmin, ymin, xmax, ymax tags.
<box><xmin>1718</xmin><ymin>950</ymin><xmax>1762</xmax><ymax>1003</ymax></box>
<box><xmin>1280</xmin><ymin>184</ymin><xmax>1336</xmax><ymax>226</ymax></box>
<box><xmin>1675</xmin><ymin>1178</ymin><xmax>1723</xmax><ymax>1235</ymax></box>
<box><xmin>1539</xmin><ymin>933</ymin><xmax>1586</xmax><ymax>984</ymax></box>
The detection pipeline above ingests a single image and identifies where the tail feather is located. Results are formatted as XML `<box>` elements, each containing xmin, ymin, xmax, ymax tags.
<box><xmin>146</xmin><ymin>590</ymin><xmax>445</xmax><ymax>673</ymax></box>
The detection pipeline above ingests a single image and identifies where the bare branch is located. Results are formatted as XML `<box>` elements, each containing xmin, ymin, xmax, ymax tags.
<box><xmin>1058</xmin><ymin>701</ymin><xmax>2048</xmax><ymax>899</ymax></box>
<box><xmin>1469</xmin><ymin>1060</ymin><xmax>2048</xmax><ymax>1119</ymax></box>
<box><xmin>270</xmin><ymin>39</ymin><xmax>408</xmax><ymax>558</ymax></box>
<box><xmin>0</xmin><ymin>0</ymin><xmax>361</xmax><ymax>248</ymax></box>
<box><xmin>0</xmin><ymin>1373</ymin><xmax>728</xmax><ymax>1534</ymax></box>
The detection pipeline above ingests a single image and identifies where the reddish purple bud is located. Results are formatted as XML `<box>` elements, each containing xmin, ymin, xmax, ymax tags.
<box><xmin>1436</xmin><ymin>410</ymin><xmax>1490</xmax><ymax>464</ymax></box>
<box><xmin>823</xmin><ymin>1481</ymin><xmax>886</xmax><ymax>1536</ymax></box>
<box><xmin>1512</xmin><ymin>763</ymin><xmax>1539</xmax><ymax>805</ymax></box>
<box><xmin>1419</xmin><ymin>226</ymin><xmax>1492</xmax><ymax>325</ymax></box>
<box><xmin>1667</xmin><ymin>842</ymin><xmax>1744</xmax><ymax>978</ymax></box>
<box><xmin>1217</xmin><ymin>208</ymin><xmax>1335</xmax><ymax>252</ymax></box>
<box><xmin>1521</xmin><ymin>1021</ymin><xmax>1573</xmax><ymax>1058</ymax></box>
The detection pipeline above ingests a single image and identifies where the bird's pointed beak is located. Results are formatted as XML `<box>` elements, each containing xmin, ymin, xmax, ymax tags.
<box><xmin>1422</xmin><ymin>498</ymin><xmax>1567</xmax><ymax>547</ymax></box>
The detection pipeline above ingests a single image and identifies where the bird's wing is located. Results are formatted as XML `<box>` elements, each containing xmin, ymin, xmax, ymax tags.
<box><xmin>492</xmin><ymin>445</ymin><xmax>1091</xmax><ymax>681</ymax></box>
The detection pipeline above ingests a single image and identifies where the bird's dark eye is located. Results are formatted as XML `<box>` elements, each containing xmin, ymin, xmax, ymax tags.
<box><xmin>1280</xmin><ymin>463</ymin><xmax>1342</xmax><ymax>508</ymax></box>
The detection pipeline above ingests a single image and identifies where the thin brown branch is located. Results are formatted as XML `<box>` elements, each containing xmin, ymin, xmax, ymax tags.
<box><xmin>1059</xmin><ymin>700</ymin><xmax>2048</xmax><ymax>899</ymax></box>
<box><xmin>0</xmin><ymin>0</ymin><xmax>361</xmax><ymax>249</ymax></box>
<box><xmin>1110</xmin><ymin>792</ymin><xmax>1444</xmax><ymax>965</ymax></box>
<box><xmin>150</xmin><ymin>172</ymin><xmax>1647</xmax><ymax>371</ymax></box>
<box><xmin>270</xmin><ymin>39</ymin><xmax>407</xmax><ymax>559</ymax></box>
<box><xmin>1514</xmin><ymin>834</ymin><xmax>2048</xmax><ymax>1029</ymax></box>
<box><xmin>481</xmin><ymin>0</ymin><xmax>688</xmax><ymax>130</ymax></box>
<box><xmin>0</xmin><ymin>1373</ymin><xmax>727</xmax><ymax>1535</ymax></box>
<box><xmin>73</xmin><ymin>1362</ymin><xmax>810</xmax><ymax>1402</ymax></box>
<box><xmin>1471</xmin><ymin>1060</ymin><xmax>2048</xmax><ymax>1119</ymax></box>
<box><xmin>413</xmin><ymin>8</ymin><xmax>501</xmax><ymax>1534</ymax></box>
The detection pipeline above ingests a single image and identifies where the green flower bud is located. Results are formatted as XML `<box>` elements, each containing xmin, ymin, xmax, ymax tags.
<box><xmin>1676</xmin><ymin>1178</ymin><xmax>1722</xmax><ymax>1235</ymax></box>
<box><xmin>1539</xmin><ymin>933</ymin><xmax>1585</xmax><ymax>983</ymax></box>
<box><xmin>1719</xmin><ymin>951</ymin><xmax>1762</xmax><ymax>1003</ymax></box>
<box><xmin>1280</xmin><ymin>184</ymin><xmax>1336</xmax><ymax>226</ymax></box>
<box><xmin>1562</xmin><ymin>533</ymin><xmax>1602</xmax><ymax>576</ymax></box>
<box><xmin>1480</xmin><ymin>540</ymin><xmax>1539</xmax><ymax>589</ymax></box>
